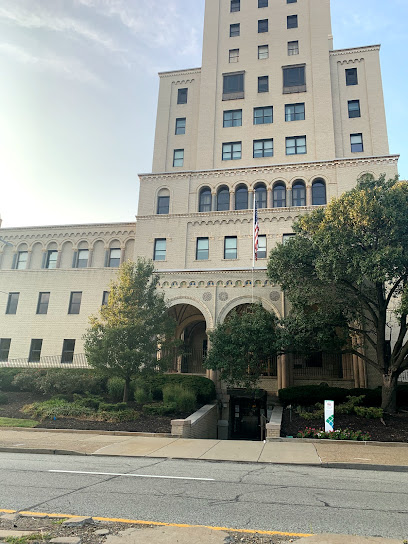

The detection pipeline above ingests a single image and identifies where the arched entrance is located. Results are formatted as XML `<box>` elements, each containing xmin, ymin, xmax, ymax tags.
<box><xmin>168</xmin><ymin>303</ymin><xmax>208</xmax><ymax>375</ymax></box>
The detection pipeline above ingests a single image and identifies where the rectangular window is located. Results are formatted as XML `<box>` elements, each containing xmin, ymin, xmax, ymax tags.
<box><xmin>283</xmin><ymin>65</ymin><xmax>306</xmax><ymax>93</ymax></box>
<box><xmin>175</xmin><ymin>118</ymin><xmax>186</xmax><ymax>135</ymax></box>
<box><xmin>230</xmin><ymin>23</ymin><xmax>240</xmax><ymax>37</ymax></box>
<box><xmin>258</xmin><ymin>76</ymin><xmax>269</xmax><ymax>93</ymax></box>
<box><xmin>287</xmin><ymin>15</ymin><xmax>298</xmax><ymax>29</ymax></box>
<box><xmin>287</xmin><ymin>0</ymin><xmax>297</xmax><ymax>3</ymax></box>
<box><xmin>258</xmin><ymin>235</ymin><xmax>267</xmax><ymax>259</ymax></box>
<box><xmin>196</xmin><ymin>238</ymin><xmax>209</xmax><ymax>260</ymax></box>
<box><xmin>37</xmin><ymin>292</ymin><xmax>50</xmax><ymax>315</ymax></box>
<box><xmin>0</xmin><ymin>338</ymin><xmax>11</xmax><ymax>362</ymax></box>
<box><xmin>283</xmin><ymin>233</ymin><xmax>296</xmax><ymax>244</ymax></box>
<box><xmin>6</xmin><ymin>292</ymin><xmax>19</xmax><ymax>315</ymax></box>
<box><xmin>348</xmin><ymin>100</ymin><xmax>361</xmax><ymax>118</ymax></box>
<box><xmin>77</xmin><ymin>249</ymin><xmax>89</xmax><ymax>268</ymax></box>
<box><xmin>29</xmin><ymin>339</ymin><xmax>42</xmax><ymax>363</ymax></box>
<box><xmin>177</xmin><ymin>88</ymin><xmax>188</xmax><ymax>104</ymax></box>
<box><xmin>61</xmin><ymin>339</ymin><xmax>75</xmax><ymax>364</ymax></box>
<box><xmin>258</xmin><ymin>19</ymin><xmax>268</xmax><ymax>33</ymax></box>
<box><xmin>46</xmin><ymin>250</ymin><xmax>58</xmax><ymax>269</ymax></box>
<box><xmin>102</xmin><ymin>291</ymin><xmax>109</xmax><ymax>306</ymax></box>
<box><xmin>288</xmin><ymin>40</ymin><xmax>299</xmax><ymax>55</ymax></box>
<box><xmin>154</xmin><ymin>239</ymin><xmax>166</xmax><ymax>261</ymax></box>
<box><xmin>254</xmin><ymin>139</ymin><xmax>273</xmax><ymax>158</ymax></box>
<box><xmin>157</xmin><ymin>195</ymin><xmax>170</xmax><ymax>214</ymax></box>
<box><xmin>351</xmin><ymin>133</ymin><xmax>364</xmax><ymax>152</ymax></box>
<box><xmin>231</xmin><ymin>0</ymin><xmax>240</xmax><ymax>12</ymax></box>
<box><xmin>286</xmin><ymin>135</ymin><xmax>307</xmax><ymax>155</ymax></box>
<box><xmin>254</xmin><ymin>106</ymin><xmax>273</xmax><ymax>125</ymax></box>
<box><xmin>108</xmin><ymin>248</ymin><xmax>121</xmax><ymax>267</ymax></box>
<box><xmin>223</xmin><ymin>109</ymin><xmax>242</xmax><ymax>127</ymax></box>
<box><xmin>258</xmin><ymin>45</ymin><xmax>269</xmax><ymax>59</ymax></box>
<box><xmin>224</xmin><ymin>237</ymin><xmax>237</xmax><ymax>259</ymax></box>
<box><xmin>258</xmin><ymin>0</ymin><xmax>268</xmax><ymax>7</ymax></box>
<box><xmin>16</xmin><ymin>251</ymin><xmax>28</xmax><ymax>270</ymax></box>
<box><xmin>285</xmin><ymin>102</ymin><xmax>305</xmax><ymax>121</ymax></box>
<box><xmin>222</xmin><ymin>142</ymin><xmax>241</xmax><ymax>161</ymax></box>
<box><xmin>223</xmin><ymin>72</ymin><xmax>244</xmax><ymax>100</ymax></box>
<box><xmin>229</xmin><ymin>48</ymin><xmax>239</xmax><ymax>63</ymax></box>
<box><xmin>346</xmin><ymin>68</ymin><xmax>358</xmax><ymax>86</ymax></box>
<box><xmin>68</xmin><ymin>291</ymin><xmax>82</xmax><ymax>315</ymax></box>
<box><xmin>173</xmin><ymin>149</ymin><xmax>184</xmax><ymax>167</ymax></box>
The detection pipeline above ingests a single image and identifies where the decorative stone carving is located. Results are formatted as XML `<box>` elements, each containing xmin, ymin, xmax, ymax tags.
<box><xmin>202</xmin><ymin>292</ymin><xmax>212</xmax><ymax>301</ymax></box>
<box><xmin>219</xmin><ymin>292</ymin><xmax>228</xmax><ymax>301</ymax></box>
<box><xmin>270</xmin><ymin>291</ymin><xmax>280</xmax><ymax>301</ymax></box>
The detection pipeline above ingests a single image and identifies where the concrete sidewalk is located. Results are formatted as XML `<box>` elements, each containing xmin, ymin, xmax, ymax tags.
<box><xmin>0</xmin><ymin>428</ymin><xmax>407</xmax><ymax>470</ymax></box>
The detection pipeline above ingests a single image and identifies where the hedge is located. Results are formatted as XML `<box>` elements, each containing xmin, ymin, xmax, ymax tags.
<box><xmin>133</xmin><ymin>374</ymin><xmax>216</xmax><ymax>404</ymax></box>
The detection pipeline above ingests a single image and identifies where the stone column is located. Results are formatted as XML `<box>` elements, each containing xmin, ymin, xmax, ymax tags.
<box><xmin>358</xmin><ymin>358</ymin><xmax>367</xmax><ymax>388</ymax></box>
<box><xmin>281</xmin><ymin>354</ymin><xmax>289</xmax><ymax>389</ymax></box>
<box><xmin>26</xmin><ymin>250</ymin><xmax>32</xmax><ymax>270</ymax></box>
<box><xmin>212</xmin><ymin>192</ymin><xmax>217</xmax><ymax>211</ymax></box>
<box><xmin>56</xmin><ymin>250</ymin><xmax>62</xmax><ymax>269</ymax></box>
<box><xmin>88</xmin><ymin>249</ymin><xmax>94</xmax><ymax>268</ymax></box>
<box><xmin>121</xmin><ymin>248</ymin><xmax>126</xmax><ymax>264</ymax></box>
<box><xmin>307</xmin><ymin>185</ymin><xmax>312</xmax><ymax>206</ymax></box>
<box><xmin>229</xmin><ymin>191</ymin><xmax>234</xmax><ymax>211</ymax></box>
<box><xmin>248</xmin><ymin>190</ymin><xmax>254</xmax><ymax>210</ymax></box>
<box><xmin>277</xmin><ymin>355</ymin><xmax>283</xmax><ymax>391</ymax></box>
<box><xmin>267</xmin><ymin>187</ymin><xmax>273</xmax><ymax>208</ymax></box>
<box><xmin>287</xmin><ymin>188</ymin><xmax>292</xmax><ymax>207</ymax></box>
<box><xmin>352</xmin><ymin>354</ymin><xmax>360</xmax><ymax>388</ymax></box>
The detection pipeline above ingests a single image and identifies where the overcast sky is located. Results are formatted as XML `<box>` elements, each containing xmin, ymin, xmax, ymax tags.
<box><xmin>0</xmin><ymin>0</ymin><xmax>406</xmax><ymax>228</ymax></box>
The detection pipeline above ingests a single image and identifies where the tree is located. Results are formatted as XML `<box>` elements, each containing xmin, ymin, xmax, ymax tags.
<box><xmin>205</xmin><ymin>304</ymin><xmax>279</xmax><ymax>389</ymax></box>
<box><xmin>267</xmin><ymin>175</ymin><xmax>408</xmax><ymax>413</ymax></box>
<box><xmin>83</xmin><ymin>259</ymin><xmax>176</xmax><ymax>401</ymax></box>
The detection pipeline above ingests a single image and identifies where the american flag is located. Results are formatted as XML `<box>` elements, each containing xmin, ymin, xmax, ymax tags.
<box><xmin>254</xmin><ymin>201</ymin><xmax>259</xmax><ymax>262</ymax></box>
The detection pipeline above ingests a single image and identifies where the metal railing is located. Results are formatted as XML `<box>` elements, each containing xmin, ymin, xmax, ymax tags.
<box><xmin>292</xmin><ymin>352</ymin><xmax>354</xmax><ymax>380</ymax></box>
<box><xmin>0</xmin><ymin>353</ymin><xmax>89</xmax><ymax>368</ymax></box>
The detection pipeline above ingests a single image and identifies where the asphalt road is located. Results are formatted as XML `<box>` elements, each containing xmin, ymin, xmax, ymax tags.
<box><xmin>0</xmin><ymin>452</ymin><xmax>407</xmax><ymax>539</ymax></box>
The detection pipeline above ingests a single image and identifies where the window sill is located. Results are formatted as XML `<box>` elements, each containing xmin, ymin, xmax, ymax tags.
<box><xmin>222</xmin><ymin>92</ymin><xmax>244</xmax><ymax>101</ymax></box>
<box><xmin>283</xmin><ymin>85</ymin><xmax>306</xmax><ymax>94</ymax></box>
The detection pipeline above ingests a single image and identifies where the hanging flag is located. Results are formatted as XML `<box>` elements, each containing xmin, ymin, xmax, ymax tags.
<box><xmin>253</xmin><ymin>201</ymin><xmax>259</xmax><ymax>263</ymax></box>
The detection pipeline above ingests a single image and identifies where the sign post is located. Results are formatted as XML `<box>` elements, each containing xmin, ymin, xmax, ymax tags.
<box><xmin>324</xmin><ymin>400</ymin><xmax>334</xmax><ymax>432</ymax></box>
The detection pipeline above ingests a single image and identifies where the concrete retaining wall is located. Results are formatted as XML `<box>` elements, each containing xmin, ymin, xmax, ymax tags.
<box><xmin>265</xmin><ymin>406</ymin><xmax>283</xmax><ymax>440</ymax></box>
<box><xmin>171</xmin><ymin>403</ymin><xmax>218</xmax><ymax>439</ymax></box>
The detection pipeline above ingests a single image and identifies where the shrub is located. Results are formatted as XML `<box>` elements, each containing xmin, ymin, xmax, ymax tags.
<box><xmin>0</xmin><ymin>369</ymin><xmax>22</xmax><ymax>391</ymax></box>
<box><xmin>397</xmin><ymin>384</ymin><xmax>408</xmax><ymax>408</ymax></box>
<box><xmin>98</xmin><ymin>402</ymin><xmax>128</xmax><ymax>412</ymax></box>
<box><xmin>107</xmin><ymin>377</ymin><xmax>125</xmax><ymax>402</ymax></box>
<box><xmin>279</xmin><ymin>385</ymin><xmax>350</xmax><ymax>407</ymax></box>
<box><xmin>72</xmin><ymin>394</ymin><xmax>103</xmax><ymax>410</ymax></box>
<box><xmin>348</xmin><ymin>387</ymin><xmax>382</xmax><ymax>407</ymax></box>
<box><xmin>11</xmin><ymin>370</ymin><xmax>46</xmax><ymax>393</ymax></box>
<box><xmin>97</xmin><ymin>409</ymin><xmax>139</xmax><ymax>422</ymax></box>
<box><xmin>10</xmin><ymin>369</ymin><xmax>106</xmax><ymax>396</ymax></box>
<box><xmin>297</xmin><ymin>427</ymin><xmax>371</xmax><ymax>441</ymax></box>
<box><xmin>142</xmin><ymin>403</ymin><xmax>178</xmax><ymax>416</ymax></box>
<box><xmin>134</xmin><ymin>374</ymin><xmax>216</xmax><ymax>404</ymax></box>
<box><xmin>134</xmin><ymin>387</ymin><xmax>153</xmax><ymax>404</ymax></box>
<box><xmin>354</xmin><ymin>406</ymin><xmax>383</xmax><ymax>419</ymax></box>
<box><xmin>23</xmin><ymin>398</ymin><xmax>95</xmax><ymax>420</ymax></box>
<box><xmin>0</xmin><ymin>392</ymin><xmax>8</xmax><ymax>404</ymax></box>
<box><xmin>162</xmin><ymin>384</ymin><xmax>196</xmax><ymax>413</ymax></box>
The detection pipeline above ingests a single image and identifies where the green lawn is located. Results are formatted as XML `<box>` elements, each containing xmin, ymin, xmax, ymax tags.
<box><xmin>0</xmin><ymin>417</ymin><xmax>39</xmax><ymax>428</ymax></box>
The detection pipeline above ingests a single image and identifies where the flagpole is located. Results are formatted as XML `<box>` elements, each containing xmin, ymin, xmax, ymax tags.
<box><xmin>252</xmin><ymin>195</ymin><xmax>255</xmax><ymax>303</ymax></box>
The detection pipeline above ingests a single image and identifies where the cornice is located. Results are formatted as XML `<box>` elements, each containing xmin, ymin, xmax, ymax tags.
<box><xmin>330</xmin><ymin>45</ymin><xmax>381</xmax><ymax>56</ymax></box>
<box><xmin>0</xmin><ymin>222</ymin><xmax>136</xmax><ymax>233</ymax></box>
<box><xmin>158</xmin><ymin>67</ymin><xmax>201</xmax><ymax>78</ymax></box>
<box><xmin>139</xmin><ymin>155</ymin><xmax>399</xmax><ymax>181</ymax></box>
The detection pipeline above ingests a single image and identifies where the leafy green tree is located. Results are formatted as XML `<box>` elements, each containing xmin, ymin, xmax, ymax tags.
<box><xmin>267</xmin><ymin>175</ymin><xmax>408</xmax><ymax>413</ymax></box>
<box><xmin>83</xmin><ymin>259</ymin><xmax>176</xmax><ymax>402</ymax></box>
<box><xmin>205</xmin><ymin>304</ymin><xmax>279</xmax><ymax>389</ymax></box>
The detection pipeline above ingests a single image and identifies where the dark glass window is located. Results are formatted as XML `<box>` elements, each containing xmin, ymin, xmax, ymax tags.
<box><xmin>230</xmin><ymin>23</ymin><xmax>240</xmax><ymax>37</ymax></box>
<box><xmin>285</xmin><ymin>102</ymin><xmax>305</xmax><ymax>121</ymax></box>
<box><xmin>0</xmin><ymin>338</ymin><xmax>11</xmax><ymax>361</ymax></box>
<box><xmin>292</xmin><ymin>181</ymin><xmax>306</xmax><ymax>206</ymax></box>
<box><xmin>348</xmin><ymin>100</ymin><xmax>361</xmax><ymax>118</ymax></box>
<box><xmin>351</xmin><ymin>133</ymin><xmax>363</xmax><ymax>152</ymax></box>
<box><xmin>283</xmin><ymin>233</ymin><xmax>296</xmax><ymax>244</ymax></box>
<box><xmin>224</xmin><ymin>237</ymin><xmax>237</xmax><ymax>259</ymax></box>
<box><xmin>287</xmin><ymin>0</ymin><xmax>297</xmax><ymax>3</ymax></box>
<box><xmin>199</xmin><ymin>187</ymin><xmax>212</xmax><ymax>212</ymax></box>
<box><xmin>68</xmin><ymin>292</ymin><xmax>82</xmax><ymax>315</ymax></box>
<box><xmin>154</xmin><ymin>239</ymin><xmax>166</xmax><ymax>261</ymax></box>
<box><xmin>254</xmin><ymin>106</ymin><xmax>273</xmax><ymax>124</ymax></box>
<box><xmin>77</xmin><ymin>249</ymin><xmax>89</xmax><ymax>268</ymax></box>
<box><xmin>312</xmin><ymin>180</ymin><xmax>327</xmax><ymax>205</ymax></box>
<box><xmin>217</xmin><ymin>187</ymin><xmax>230</xmax><ymax>211</ymax></box>
<box><xmin>108</xmin><ymin>248</ymin><xmax>121</xmax><ymax>267</ymax></box>
<box><xmin>196</xmin><ymin>238</ymin><xmax>209</xmax><ymax>260</ymax></box>
<box><xmin>231</xmin><ymin>0</ymin><xmax>240</xmax><ymax>12</ymax></box>
<box><xmin>258</xmin><ymin>76</ymin><xmax>269</xmax><ymax>93</ymax></box>
<box><xmin>61</xmin><ymin>339</ymin><xmax>75</xmax><ymax>364</ymax></box>
<box><xmin>173</xmin><ymin>149</ymin><xmax>184</xmax><ymax>167</ymax></box>
<box><xmin>37</xmin><ymin>292</ymin><xmax>50</xmax><ymax>315</ymax></box>
<box><xmin>235</xmin><ymin>185</ymin><xmax>248</xmax><ymax>210</ymax></box>
<box><xmin>157</xmin><ymin>195</ymin><xmax>170</xmax><ymax>214</ymax></box>
<box><xmin>258</xmin><ymin>19</ymin><xmax>268</xmax><ymax>33</ymax></box>
<box><xmin>346</xmin><ymin>68</ymin><xmax>358</xmax><ymax>86</ymax></box>
<box><xmin>258</xmin><ymin>236</ymin><xmax>267</xmax><ymax>259</ymax></box>
<box><xmin>286</xmin><ymin>135</ymin><xmax>306</xmax><ymax>155</ymax></box>
<box><xmin>177</xmin><ymin>88</ymin><xmax>188</xmax><ymax>104</ymax></box>
<box><xmin>6</xmin><ymin>292</ymin><xmax>19</xmax><ymax>315</ymax></box>
<box><xmin>255</xmin><ymin>184</ymin><xmax>267</xmax><ymax>208</ymax></box>
<box><xmin>288</xmin><ymin>40</ymin><xmax>299</xmax><ymax>55</ymax></box>
<box><xmin>46</xmin><ymin>250</ymin><xmax>58</xmax><ymax>269</ymax></box>
<box><xmin>223</xmin><ymin>72</ymin><xmax>244</xmax><ymax>99</ymax></box>
<box><xmin>102</xmin><ymin>291</ymin><xmax>109</xmax><ymax>306</ymax></box>
<box><xmin>273</xmin><ymin>183</ymin><xmax>286</xmax><ymax>208</ymax></box>
<box><xmin>287</xmin><ymin>15</ymin><xmax>298</xmax><ymax>29</ymax></box>
<box><xmin>223</xmin><ymin>109</ymin><xmax>242</xmax><ymax>127</ymax></box>
<box><xmin>175</xmin><ymin>118</ymin><xmax>186</xmax><ymax>134</ymax></box>
<box><xmin>258</xmin><ymin>0</ymin><xmax>268</xmax><ymax>6</ymax></box>
<box><xmin>29</xmin><ymin>339</ymin><xmax>42</xmax><ymax>362</ymax></box>
<box><xmin>16</xmin><ymin>251</ymin><xmax>28</xmax><ymax>269</ymax></box>
<box><xmin>222</xmin><ymin>142</ymin><xmax>241</xmax><ymax>160</ymax></box>
<box><xmin>253</xmin><ymin>139</ymin><xmax>273</xmax><ymax>158</ymax></box>
<box><xmin>283</xmin><ymin>65</ymin><xmax>305</xmax><ymax>90</ymax></box>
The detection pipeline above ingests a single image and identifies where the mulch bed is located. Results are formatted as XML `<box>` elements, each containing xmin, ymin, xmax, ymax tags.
<box><xmin>0</xmin><ymin>392</ymin><xmax>190</xmax><ymax>434</ymax></box>
<box><xmin>281</xmin><ymin>407</ymin><xmax>408</xmax><ymax>442</ymax></box>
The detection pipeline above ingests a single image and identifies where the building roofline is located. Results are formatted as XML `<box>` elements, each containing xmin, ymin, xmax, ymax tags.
<box><xmin>330</xmin><ymin>44</ymin><xmax>381</xmax><ymax>56</ymax></box>
<box><xmin>138</xmin><ymin>154</ymin><xmax>399</xmax><ymax>179</ymax></box>
<box><xmin>0</xmin><ymin>221</ymin><xmax>136</xmax><ymax>233</ymax></box>
<box><xmin>158</xmin><ymin>67</ymin><xmax>202</xmax><ymax>77</ymax></box>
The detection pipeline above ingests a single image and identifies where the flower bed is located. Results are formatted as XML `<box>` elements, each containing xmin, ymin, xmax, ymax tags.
<box><xmin>297</xmin><ymin>427</ymin><xmax>371</xmax><ymax>441</ymax></box>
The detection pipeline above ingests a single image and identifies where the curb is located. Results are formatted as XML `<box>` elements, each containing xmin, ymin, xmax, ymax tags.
<box><xmin>268</xmin><ymin>437</ymin><xmax>408</xmax><ymax>448</ymax></box>
<box><xmin>0</xmin><ymin>447</ymin><xmax>85</xmax><ymax>456</ymax></box>
<box><xmin>1</xmin><ymin>427</ymin><xmax>173</xmax><ymax>438</ymax></box>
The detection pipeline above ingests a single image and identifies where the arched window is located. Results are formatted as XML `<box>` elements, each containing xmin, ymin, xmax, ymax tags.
<box><xmin>312</xmin><ymin>179</ymin><xmax>327</xmax><ymax>205</ymax></box>
<box><xmin>235</xmin><ymin>184</ymin><xmax>248</xmax><ymax>210</ymax></box>
<box><xmin>273</xmin><ymin>182</ymin><xmax>286</xmax><ymax>208</ymax></box>
<box><xmin>292</xmin><ymin>180</ymin><xmax>306</xmax><ymax>207</ymax></box>
<box><xmin>199</xmin><ymin>187</ymin><xmax>212</xmax><ymax>212</ymax></box>
<box><xmin>217</xmin><ymin>186</ymin><xmax>230</xmax><ymax>211</ymax></box>
<box><xmin>157</xmin><ymin>188</ymin><xmax>170</xmax><ymax>214</ymax></box>
<box><xmin>255</xmin><ymin>183</ymin><xmax>267</xmax><ymax>209</ymax></box>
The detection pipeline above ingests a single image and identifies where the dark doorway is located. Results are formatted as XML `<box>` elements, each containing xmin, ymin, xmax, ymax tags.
<box><xmin>229</xmin><ymin>390</ymin><xmax>267</xmax><ymax>440</ymax></box>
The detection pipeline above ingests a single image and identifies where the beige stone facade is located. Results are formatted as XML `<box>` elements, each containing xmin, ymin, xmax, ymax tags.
<box><xmin>0</xmin><ymin>0</ymin><xmax>399</xmax><ymax>407</ymax></box>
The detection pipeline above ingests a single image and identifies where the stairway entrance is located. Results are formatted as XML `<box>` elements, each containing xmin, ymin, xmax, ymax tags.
<box><xmin>229</xmin><ymin>389</ymin><xmax>267</xmax><ymax>440</ymax></box>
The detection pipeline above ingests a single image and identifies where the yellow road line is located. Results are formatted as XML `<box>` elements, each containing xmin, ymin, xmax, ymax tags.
<box><xmin>0</xmin><ymin>508</ymin><xmax>312</xmax><ymax>537</ymax></box>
